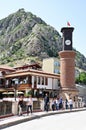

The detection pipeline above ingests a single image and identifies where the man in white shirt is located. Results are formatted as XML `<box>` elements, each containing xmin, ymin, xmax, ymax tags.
<box><xmin>68</xmin><ymin>98</ymin><xmax>73</xmax><ymax>110</ymax></box>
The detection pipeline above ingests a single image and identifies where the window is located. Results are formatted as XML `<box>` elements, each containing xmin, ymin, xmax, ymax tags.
<box><xmin>54</xmin><ymin>69</ymin><xmax>59</xmax><ymax>74</ymax></box>
<box><xmin>45</xmin><ymin>77</ymin><xmax>48</xmax><ymax>85</ymax></box>
<box><xmin>42</xmin><ymin>77</ymin><xmax>44</xmax><ymax>85</ymax></box>
<box><xmin>34</xmin><ymin>76</ymin><xmax>37</xmax><ymax>84</ymax></box>
<box><xmin>37</xmin><ymin>77</ymin><xmax>40</xmax><ymax>84</ymax></box>
<box><xmin>0</xmin><ymin>79</ymin><xmax>4</xmax><ymax>86</ymax></box>
<box><xmin>54</xmin><ymin>61</ymin><xmax>58</xmax><ymax>66</ymax></box>
<box><xmin>28</xmin><ymin>75</ymin><xmax>32</xmax><ymax>84</ymax></box>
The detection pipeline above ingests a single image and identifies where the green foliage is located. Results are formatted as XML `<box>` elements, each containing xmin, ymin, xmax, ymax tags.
<box><xmin>76</xmin><ymin>72</ymin><xmax>86</xmax><ymax>84</ymax></box>
<box><xmin>79</xmin><ymin>72</ymin><xmax>86</xmax><ymax>84</ymax></box>
<box><xmin>24</xmin><ymin>90</ymin><xmax>33</xmax><ymax>97</ymax></box>
<box><xmin>75</xmin><ymin>77</ymin><xmax>80</xmax><ymax>84</ymax></box>
<box><xmin>9</xmin><ymin>63</ymin><xmax>14</xmax><ymax>67</ymax></box>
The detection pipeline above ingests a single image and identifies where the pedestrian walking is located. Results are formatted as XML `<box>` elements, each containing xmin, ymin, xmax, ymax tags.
<box><xmin>44</xmin><ymin>93</ymin><xmax>49</xmax><ymax>112</ymax></box>
<box><xmin>26</xmin><ymin>95</ymin><xmax>33</xmax><ymax>115</ymax></box>
<box><xmin>18</xmin><ymin>95</ymin><xmax>24</xmax><ymax>116</ymax></box>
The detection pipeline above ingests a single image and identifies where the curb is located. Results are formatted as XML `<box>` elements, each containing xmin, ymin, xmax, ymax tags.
<box><xmin>0</xmin><ymin>108</ymin><xmax>86</xmax><ymax>129</ymax></box>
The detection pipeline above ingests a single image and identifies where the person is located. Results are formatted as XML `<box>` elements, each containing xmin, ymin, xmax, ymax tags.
<box><xmin>55</xmin><ymin>97</ymin><xmax>59</xmax><ymax>110</ymax></box>
<box><xmin>18</xmin><ymin>95</ymin><xmax>24</xmax><ymax>116</ymax></box>
<box><xmin>26</xmin><ymin>95</ymin><xmax>33</xmax><ymax>115</ymax></box>
<box><xmin>65</xmin><ymin>98</ymin><xmax>68</xmax><ymax>109</ymax></box>
<box><xmin>51</xmin><ymin>98</ymin><xmax>56</xmax><ymax>111</ymax></box>
<box><xmin>44</xmin><ymin>93</ymin><xmax>49</xmax><ymax>112</ymax></box>
<box><xmin>68</xmin><ymin>97</ymin><xmax>73</xmax><ymax>110</ymax></box>
<box><xmin>59</xmin><ymin>97</ymin><xmax>63</xmax><ymax>109</ymax></box>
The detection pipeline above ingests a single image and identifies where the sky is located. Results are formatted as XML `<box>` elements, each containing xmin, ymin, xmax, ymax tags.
<box><xmin>0</xmin><ymin>0</ymin><xmax>86</xmax><ymax>57</ymax></box>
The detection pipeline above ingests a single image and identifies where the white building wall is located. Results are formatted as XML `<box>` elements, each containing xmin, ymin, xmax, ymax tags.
<box><xmin>37</xmin><ymin>76</ymin><xmax>47</xmax><ymax>89</ymax></box>
<box><xmin>37</xmin><ymin>85</ymin><xmax>47</xmax><ymax>89</ymax></box>
<box><xmin>47</xmin><ymin>78</ymin><xmax>52</xmax><ymax>89</ymax></box>
<box><xmin>53</xmin><ymin>79</ymin><xmax>58</xmax><ymax>90</ymax></box>
<box><xmin>37</xmin><ymin>78</ymin><xmax>52</xmax><ymax>89</ymax></box>
<box><xmin>32</xmin><ymin>76</ymin><xmax>34</xmax><ymax>88</ymax></box>
<box><xmin>36</xmin><ymin>77</ymin><xmax>59</xmax><ymax>90</ymax></box>
<box><xmin>0</xmin><ymin>71</ymin><xmax>3</xmax><ymax>76</ymax></box>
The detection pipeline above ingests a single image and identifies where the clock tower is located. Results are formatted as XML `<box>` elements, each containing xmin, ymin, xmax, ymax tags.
<box><xmin>59</xmin><ymin>27</ymin><xmax>78</xmax><ymax>101</ymax></box>
<box><xmin>61</xmin><ymin>27</ymin><xmax>74</xmax><ymax>50</ymax></box>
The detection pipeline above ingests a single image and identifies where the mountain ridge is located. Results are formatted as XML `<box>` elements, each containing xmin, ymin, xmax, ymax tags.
<box><xmin>0</xmin><ymin>8</ymin><xmax>86</xmax><ymax>71</ymax></box>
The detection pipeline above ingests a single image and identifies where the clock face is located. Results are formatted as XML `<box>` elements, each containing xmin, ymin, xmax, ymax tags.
<box><xmin>65</xmin><ymin>40</ymin><xmax>71</xmax><ymax>45</ymax></box>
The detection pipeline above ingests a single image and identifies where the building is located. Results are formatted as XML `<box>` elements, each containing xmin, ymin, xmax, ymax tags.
<box><xmin>0</xmin><ymin>63</ymin><xmax>60</xmax><ymax>99</ymax></box>
<box><xmin>42</xmin><ymin>57</ymin><xmax>60</xmax><ymax>74</ymax></box>
<box><xmin>76</xmin><ymin>84</ymin><xmax>86</xmax><ymax>103</ymax></box>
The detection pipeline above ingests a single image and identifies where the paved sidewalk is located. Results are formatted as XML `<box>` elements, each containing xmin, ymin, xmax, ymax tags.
<box><xmin>0</xmin><ymin>108</ymin><xmax>86</xmax><ymax>129</ymax></box>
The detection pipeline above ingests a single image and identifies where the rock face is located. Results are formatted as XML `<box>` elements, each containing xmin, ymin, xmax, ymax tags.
<box><xmin>0</xmin><ymin>8</ymin><xmax>86</xmax><ymax>70</ymax></box>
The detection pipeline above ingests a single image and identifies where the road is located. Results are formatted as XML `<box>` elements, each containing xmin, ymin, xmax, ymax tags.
<box><xmin>3</xmin><ymin>110</ymin><xmax>86</xmax><ymax>130</ymax></box>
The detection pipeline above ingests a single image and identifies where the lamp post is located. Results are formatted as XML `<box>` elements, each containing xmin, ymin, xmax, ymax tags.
<box><xmin>12</xmin><ymin>78</ymin><xmax>19</xmax><ymax>115</ymax></box>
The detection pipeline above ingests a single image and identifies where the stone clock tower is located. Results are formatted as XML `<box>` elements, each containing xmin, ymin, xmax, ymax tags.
<box><xmin>59</xmin><ymin>27</ymin><xmax>78</xmax><ymax>100</ymax></box>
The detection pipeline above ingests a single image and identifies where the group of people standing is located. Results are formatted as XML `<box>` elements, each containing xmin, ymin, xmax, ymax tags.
<box><xmin>18</xmin><ymin>95</ymin><xmax>33</xmax><ymax>116</ymax></box>
<box><xmin>44</xmin><ymin>93</ymin><xmax>63</xmax><ymax>112</ymax></box>
<box><xmin>51</xmin><ymin>97</ymin><xmax>73</xmax><ymax>111</ymax></box>
<box><xmin>51</xmin><ymin>97</ymin><xmax>63</xmax><ymax>111</ymax></box>
<box><xmin>44</xmin><ymin>93</ymin><xmax>73</xmax><ymax>112</ymax></box>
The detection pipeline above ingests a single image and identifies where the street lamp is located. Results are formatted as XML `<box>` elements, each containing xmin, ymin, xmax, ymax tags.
<box><xmin>11</xmin><ymin>78</ymin><xmax>19</xmax><ymax>115</ymax></box>
<box><xmin>12</xmin><ymin>78</ymin><xmax>18</xmax><ymax>101</ymax></box>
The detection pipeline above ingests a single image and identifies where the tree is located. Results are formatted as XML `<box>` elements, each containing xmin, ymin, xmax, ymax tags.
<box><xmin>76</xmin><ymin>72</ymin><xmax>86</xmax><ymax>84</ymax></box>
<box><xmin>79</xmin><ymin>72</ymin><xmax>86</xmax><ymax>84</ymax></box>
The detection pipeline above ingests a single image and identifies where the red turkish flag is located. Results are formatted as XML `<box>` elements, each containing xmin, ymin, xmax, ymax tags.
<box><xmin>67</xmin><ymin>22</ymin><xmax>71</xmax><ymax>26</ymax></box>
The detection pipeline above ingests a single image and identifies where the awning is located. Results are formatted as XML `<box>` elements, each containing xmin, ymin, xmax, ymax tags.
<box><xmin>8</xmin><ymin>92</ymin><xmax>14</xmax><ymax>94</ymax></box>
<box><xmin>17</xmin><ymin>91</ymin><xmax>24</xmax><ymax>94</ymax></box>
<box><xmin>0</xmin><ymin>88</ymin><xmax>7</xmax><ymax>92</ymax></box>
<box><xmin>2</xmin><ymin>92</ymin><xmax>8</xmax><ymax>94</ymax></box>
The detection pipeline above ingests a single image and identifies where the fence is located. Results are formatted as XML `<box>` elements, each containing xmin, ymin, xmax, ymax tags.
<box><xmin>0</xmin><ymin>99</ymin><xmax>41</xmax><ymax>116</ymax></box>
<box><xmin>0</xmin><ymin>99</ymin><xmax>84</xmax><ymax>117</ymax></box>
<box><xmin>0</xmin><ymin>101</ymin><xmax>12</xmax><ymax>116</ymax></box>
